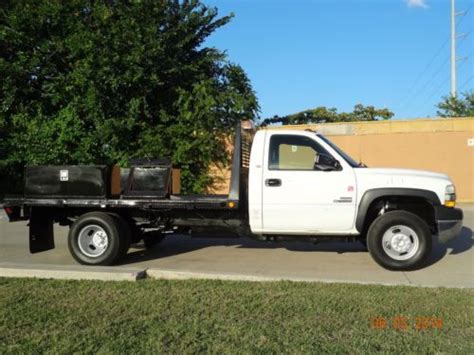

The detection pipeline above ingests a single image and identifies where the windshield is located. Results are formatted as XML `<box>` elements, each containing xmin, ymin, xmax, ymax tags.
<box><xmin>316</xmin><ymin>134</ymin><xmax>362</xmax><ymax>168</ymax></box>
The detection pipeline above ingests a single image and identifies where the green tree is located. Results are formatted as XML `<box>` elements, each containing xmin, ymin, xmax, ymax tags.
<box><xmin>436</xmin><ymin>91</ymin><xmax>474</xmax><ymax>117</ymax></box>
<box><xmin>0</xmin><ymin>0</ymin><xmax>259</xmax><ymax>195</ymax></box>
<box><xmin>261</xmin><ymin>104</ymin><xmax>393</xmax><ymax>126</ymax></box>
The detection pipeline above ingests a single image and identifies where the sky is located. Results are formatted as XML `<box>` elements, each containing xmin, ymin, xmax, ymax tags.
<box><xmin>204</xmin><ymin>0</ymin><xmax>474</xmax><ymax>120</ymax></box>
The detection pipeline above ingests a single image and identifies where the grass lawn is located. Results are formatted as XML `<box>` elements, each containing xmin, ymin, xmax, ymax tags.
<box><xmin>0</xmin><ymin>278</ymin><xmax>472</xmax><ymax>353</ymax></box>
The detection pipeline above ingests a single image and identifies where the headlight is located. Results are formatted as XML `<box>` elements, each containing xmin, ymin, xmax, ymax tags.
<box><xmin>444</xmin><ymin>184</ymin><xmax>456</xmax><ymax>207</ymax></box>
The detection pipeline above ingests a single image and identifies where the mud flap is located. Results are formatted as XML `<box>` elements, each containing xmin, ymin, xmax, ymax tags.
<box><xmin>29</xmin><ymin>207</ymin><xmax>55</xmax><ymax>253</ymax></box>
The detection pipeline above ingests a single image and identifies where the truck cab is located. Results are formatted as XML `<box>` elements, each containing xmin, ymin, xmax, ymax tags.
<box><xmin>248</xmin><ymin>129</ymin><xmax>463</xmax><ymax>269</ymax></box>
<box><xmin>249</xmin><ymin>130</ymin><xmax>359</xmax><ymax>234</ymax></box>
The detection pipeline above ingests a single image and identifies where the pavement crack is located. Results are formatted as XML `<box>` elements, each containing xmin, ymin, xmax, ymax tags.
<box><xmin>402</xmin><ymin>272</ymin><xmax>413</xmax><ymax>285</ymax></box>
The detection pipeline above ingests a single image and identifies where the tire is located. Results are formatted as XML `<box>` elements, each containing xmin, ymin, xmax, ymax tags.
<box><xmin>108</xmin><ymin>214</ymin><xmax>132</xmax><ymax>258</ymax></box>
<box><xmin>68</xmin><ymin>212</ymin><xmax>125</xmax><ymax>266</ymax></box>
<box><xmin>367</xmin><ymin>210</ymin><xmax>432</xmax><ymax>271</ymax></box>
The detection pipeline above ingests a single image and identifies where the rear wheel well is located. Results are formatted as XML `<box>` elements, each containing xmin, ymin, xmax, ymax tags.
<box><xmin>360</xmin><ymin>196</ymin><xmax>436</xmax><ymax>238</ymax></box>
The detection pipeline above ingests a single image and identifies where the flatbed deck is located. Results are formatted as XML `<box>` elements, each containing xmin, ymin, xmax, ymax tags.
<box><xmin>3</xmin><ymin>123</ymin><xmax>247</xmax><ymax>214</ymax></box>
<box><xmin>3</xmin><ymin>194</ymin><xmax>235</xmax><ymax>210</ymax></box>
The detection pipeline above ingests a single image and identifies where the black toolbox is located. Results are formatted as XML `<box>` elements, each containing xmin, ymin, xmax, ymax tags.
<box><xmin>24</xmin><ymin>166</ymin><xmax>109</xmax><ymax>199</ymax></box>
<box><xmin>121</xmin><ymin>158</ymin><xmax>172</xmax><ymax>199</ymax></box>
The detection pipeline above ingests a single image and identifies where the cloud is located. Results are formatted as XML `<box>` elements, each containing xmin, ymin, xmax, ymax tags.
<box><xmin>406</xmin><ymin>0</ymin><xmax>429</xmax><ymax>8</ymax></box>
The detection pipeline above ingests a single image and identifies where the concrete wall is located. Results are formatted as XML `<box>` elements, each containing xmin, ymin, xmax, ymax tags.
<box><xmin>210</xmin><ymin>117</ymin><xmax>474</xmax><ymax>202</ymax></box>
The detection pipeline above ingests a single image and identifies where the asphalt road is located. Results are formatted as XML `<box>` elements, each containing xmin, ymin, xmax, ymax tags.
<box><xmin>0</xmin><ymin>205</ymin><xmax>472</xmax><ymax>287</ymax></box>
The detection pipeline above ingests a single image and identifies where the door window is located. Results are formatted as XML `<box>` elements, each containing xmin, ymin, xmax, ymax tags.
<box><xmin>268</xmin><ymin>135</ymin><xmax>330</xmax><ymax>170</ymax></box>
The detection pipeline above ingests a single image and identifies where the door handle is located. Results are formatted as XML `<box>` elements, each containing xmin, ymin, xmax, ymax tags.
<box><xmin>265</xmin><ymin>178</ymin><xmax>282</xmax><ymax>187</ymax></box>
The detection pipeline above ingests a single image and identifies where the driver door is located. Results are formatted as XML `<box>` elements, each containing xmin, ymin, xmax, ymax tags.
<box><xmin>262</xmin><ymin>133</ymin><xmax>357</xmax><ymax>233</ymax></box>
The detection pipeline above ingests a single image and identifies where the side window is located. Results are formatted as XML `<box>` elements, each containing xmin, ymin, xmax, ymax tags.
<box><xmin>268</xmin><ymin>135</ymin><xmax>329</xmax><ymax>170</ymax></box>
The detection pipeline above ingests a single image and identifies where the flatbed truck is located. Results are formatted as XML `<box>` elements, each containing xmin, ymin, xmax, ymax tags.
<box><xmin>3</xmin><ymin>122</ymin><xmax>463</xmax><ymax>270</ymax></box>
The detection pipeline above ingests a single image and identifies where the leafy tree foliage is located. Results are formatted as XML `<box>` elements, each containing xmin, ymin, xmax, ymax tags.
<box><xmin>0</xmin><ymin>0</ymin><xmax>259</xmax><ymax>194</ymax></box>
<box><xmin>436</xmin><ymin>91</ymin><xmax>474</xmax><ymax>118</ymax></box>
<box><xmin>262</xmin><ymin>104</ymin><xmax>393</xmax><ymax>126</ymax></box>
<box><xmin>261</xmin><ymin>104</ymin><xmax>393</xmax><ymax>126</ymax></box>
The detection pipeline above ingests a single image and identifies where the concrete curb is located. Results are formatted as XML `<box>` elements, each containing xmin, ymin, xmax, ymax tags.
<box><xmin>0</xmin><ymin>265</ymin><xmax>471</xmax><ymax>288</ymax></box>
<box><xmin>147</xmin><ymin>268</ymin><xmax>393</xmax><ymax>284</ymax></box>
<box><xmin>0</xmin><ymin>263</ymin><xmax>146</xmax><ymax>281</ymax></box>
<box><xmin>146</xmin><ymin>269</ymin><xmax>473</xmax><ymax>288</ymax></box>
<box><xmin>147</xmin><ymin>269</ymin><xmax>284</xmax><ymax>282</ymax></box>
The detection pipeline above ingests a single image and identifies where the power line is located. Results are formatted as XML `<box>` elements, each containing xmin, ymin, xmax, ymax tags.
<box><xmin>416</xmin><ymin>76</ymin><xmax>450</xmax><ymax>118</ymax></box>
<box><xmin>451</xmin><ymin>1</ymin><xmax>472</xmax><ymax>97</ymax></box>
<box><xmin>417</xmin><ymin>59</ymin><xmax>469</xmax><ymax>117</ymax></box>
<box><xmin>398</xmin><ymin>1</ymin><xmax>470</xmax><ymax>116</ymax></box>
<box><xmin>456</xmin><ymin>5</ymin><xmax>471</xmax><ymax>29</ymax></box>
<box><xmin>459</xmin><ymin>75</ymin><xmax>474</xmax><ymax>91</ymax></box>
<box><xmin>457</xmin><ymin>29</ymin><xmax>473</xmax><ymax>49</ymax></box>
<box><xmin>402</xmin><ymin>55</ymin><xmax>450</xmax><ymax>112</ymax></box>
<box><xmin>397</xmin><ymin>36</ymin><xmax>450</xmax><ymax>112</ymax></box>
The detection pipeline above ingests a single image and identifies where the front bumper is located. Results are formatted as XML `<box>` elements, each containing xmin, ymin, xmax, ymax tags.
<box><xmin>434</xmin><ymin>206</ymin><xmax>463</xmax><ymax>243</ymax></box>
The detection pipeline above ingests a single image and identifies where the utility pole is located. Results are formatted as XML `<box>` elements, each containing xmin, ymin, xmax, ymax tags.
<box><xmin>451</xmin><ymin>0</ymin><xmax>456</xmax><ymax>98</ymax></box>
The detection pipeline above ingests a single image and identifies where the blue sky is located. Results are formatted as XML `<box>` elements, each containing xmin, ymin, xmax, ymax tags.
<box><xmin>204</xmin><ymin>0</ymin><xmax>473</xmax><ymax>120</ymax></box>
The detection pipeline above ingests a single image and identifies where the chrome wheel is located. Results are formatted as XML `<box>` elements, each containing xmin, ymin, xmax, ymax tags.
<box><xmin>382</xmin><ymin>225</ymin><xmax>419</xmax><ymax>261</ymax></box>
<box><xmin>78</xmin><ymin>225</ymin><xmax>109</xmax><ymax>258</ymax></box>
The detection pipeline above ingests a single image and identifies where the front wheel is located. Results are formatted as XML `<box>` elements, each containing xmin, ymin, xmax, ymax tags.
<box><xmin>367</xmin><ymin>210</ymin><xmax>432</xmax><ymax>270</ymax></box>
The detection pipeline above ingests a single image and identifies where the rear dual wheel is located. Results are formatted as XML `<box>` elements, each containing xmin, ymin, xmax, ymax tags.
<box><xmin>68</xmin><ymin>212</ymin><xmax>131</xmax><ymax>266</ymax></box>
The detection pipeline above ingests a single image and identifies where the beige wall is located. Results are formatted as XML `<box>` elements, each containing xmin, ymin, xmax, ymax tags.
<box><xmin>210</xmin><ymin>117</ymin><xmax>474</xmax><ymax>202</ymax></box>
<box><xmin>325</xmin><ymin>131</ymin><xmax>473</xmax><ymax>202</ymax></box>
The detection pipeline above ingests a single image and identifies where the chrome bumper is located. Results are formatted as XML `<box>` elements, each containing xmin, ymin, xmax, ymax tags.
<box><xmin>435</xmin><ymin>206</ymin><xmax>463</xmax><ymax>244</ymax></box>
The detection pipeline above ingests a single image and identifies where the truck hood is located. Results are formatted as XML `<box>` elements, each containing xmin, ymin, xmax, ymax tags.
<box><xmin>354</xmin><ymin>167</ymin><xmax>452</xmax><ymax>203</ymax></box>
<box><xmin>355</xmin><ymin>168</ymin><xmax>449</xmax><ymax>181</ymax></box>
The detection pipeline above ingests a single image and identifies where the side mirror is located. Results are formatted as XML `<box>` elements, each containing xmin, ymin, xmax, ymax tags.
<box><xmin>314</xmin><ymin>154</ymin><xmax>341</xmax><ymax>171</ymax></box>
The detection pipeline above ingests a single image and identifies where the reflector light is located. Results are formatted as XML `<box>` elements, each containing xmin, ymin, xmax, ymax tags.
<box><xmin>444</xmin><ymin>200</ymin><xmax>456</xmax><ymax>208</ymax></box>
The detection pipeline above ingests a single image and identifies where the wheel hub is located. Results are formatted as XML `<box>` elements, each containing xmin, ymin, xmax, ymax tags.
<box><xmin>92</xmin><ymin>231</ymin><xmax>107</xmax><ymax>249</ymax></box>
<box><xmin>78</xmin><ymin>225</ymin><xmax>109</xmax><ymax>258</ymax></box>
<box><xmin>381</xmin><ymin>225</ymin><xmax>420</xmax><ymax>261</ymax></box>
<box><xmin>390</xmin><ymin>234</ymin><xmax>412</xmax><ymax>253</ymax></box>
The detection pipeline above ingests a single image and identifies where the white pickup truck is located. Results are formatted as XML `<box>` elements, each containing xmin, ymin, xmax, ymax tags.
<box><xmin>3</xmin><ymin>122</ymin><xmax>463</xmax><ymax>270</ymax></box>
